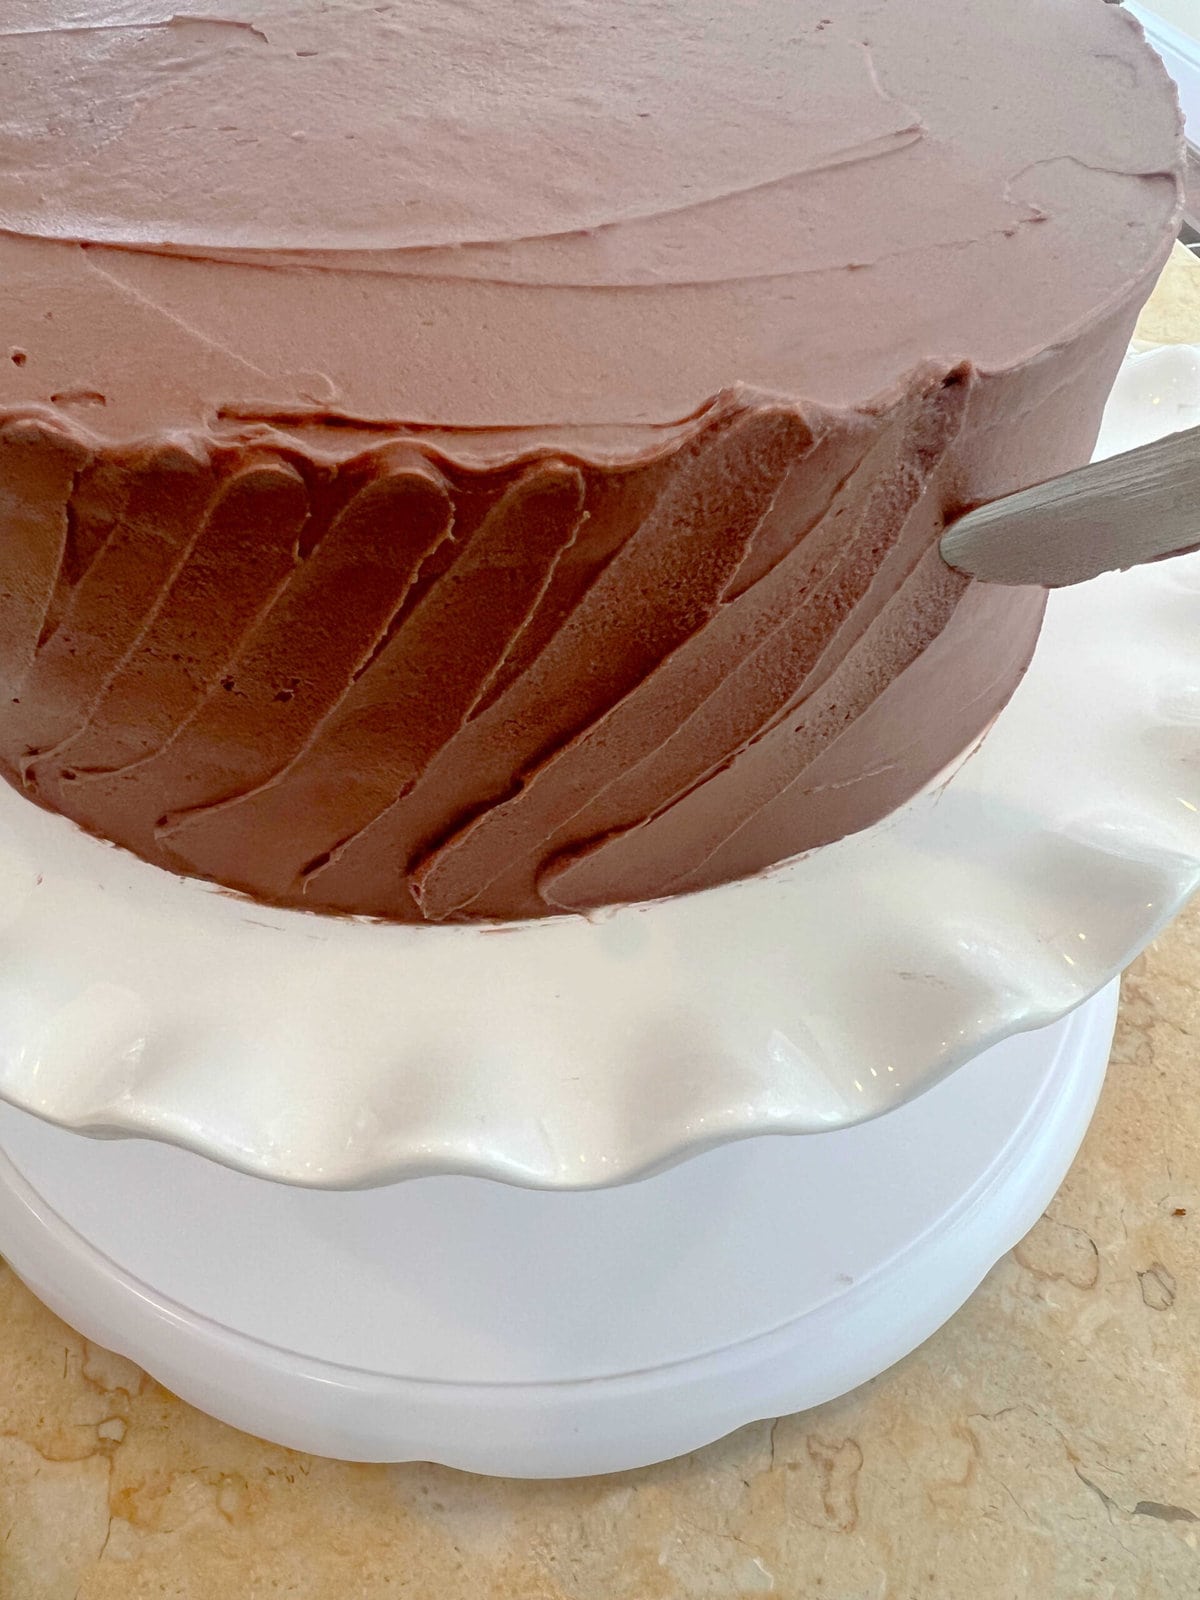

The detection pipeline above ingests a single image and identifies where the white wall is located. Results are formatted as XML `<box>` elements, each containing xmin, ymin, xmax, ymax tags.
<box><xmin>1138</xmin><ymin>1</ymin><xmax>1199</xmax><ymax>42</ymax></box>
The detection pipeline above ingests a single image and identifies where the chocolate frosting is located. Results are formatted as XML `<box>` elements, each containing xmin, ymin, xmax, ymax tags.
<box><xmin>0</xmin><ymin>0</ymin><xmax>1184</xmax><ymax>920</ymax></box>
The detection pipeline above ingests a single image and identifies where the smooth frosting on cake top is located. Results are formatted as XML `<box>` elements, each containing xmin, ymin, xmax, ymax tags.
<box><xmin>0</xmin><ymin>0</ymin><xmax>1183</xmax><ymax>445</ymax></box>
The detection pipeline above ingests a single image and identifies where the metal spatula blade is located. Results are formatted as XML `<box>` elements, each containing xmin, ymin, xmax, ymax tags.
<box><xmin>940</xmin><ymin>426</ymin><xmax>1200</xmax><ymax>587</ymax></box>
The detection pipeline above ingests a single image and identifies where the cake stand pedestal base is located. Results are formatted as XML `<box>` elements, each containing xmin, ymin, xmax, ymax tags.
<box><xmin>0</xmin><ymin>983</ymin><xmax>1118</xmax><ymax>1479</ymax></box>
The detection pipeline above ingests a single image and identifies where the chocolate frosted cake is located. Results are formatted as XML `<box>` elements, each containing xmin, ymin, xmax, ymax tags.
<box><xmin>0</xmin><ymin>1</ymin><xmax>1183</xmax><ymax>921</ymax></box>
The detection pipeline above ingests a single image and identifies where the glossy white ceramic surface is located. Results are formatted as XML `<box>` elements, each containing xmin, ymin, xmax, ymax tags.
<box><xmin>0</xmin><ymin>985</ymin><xmax>1117</xmax><ymax>1476</ymax></box>
<box><xmin>0</xmin><ymin>351</ymin><xmax>1194</xmax><ymax>1188</ymax></box>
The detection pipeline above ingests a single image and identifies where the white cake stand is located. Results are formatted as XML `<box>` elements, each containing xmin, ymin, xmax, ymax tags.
<box><xmin>0</xmin><ymin>349</ymin><xmax>1195</xmax><ymax>1476</ymax></box>
<box><xmin>0</xmin><ymin>982</ymin><xmax>1115</xmax><ymax>1478</ymax></box>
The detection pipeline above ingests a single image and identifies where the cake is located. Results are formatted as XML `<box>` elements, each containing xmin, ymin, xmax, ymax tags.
<box><xmin>0</xmin><ymin>0</ymin><xmax>1183</xmax><ymax>922</ymax></box>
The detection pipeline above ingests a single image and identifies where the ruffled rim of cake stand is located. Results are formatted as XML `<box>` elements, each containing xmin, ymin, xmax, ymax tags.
<box><xmin>0</xmin><ymin>344</ymin><xmax>1197</xmax><ymax>1190</ymax></box>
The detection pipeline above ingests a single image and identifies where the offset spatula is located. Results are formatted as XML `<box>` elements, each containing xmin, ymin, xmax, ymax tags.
<box><xmin>941</xmin><ymin>426</ymin><xmax>1200</xmax><ymax>587</ymax></box>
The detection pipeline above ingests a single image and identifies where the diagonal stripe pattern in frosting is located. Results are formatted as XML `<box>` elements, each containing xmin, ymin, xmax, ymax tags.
<box><xmin>0</xmin><ymin>0</ymin><xmax>1185</xmax><ymax>920</ymax></box>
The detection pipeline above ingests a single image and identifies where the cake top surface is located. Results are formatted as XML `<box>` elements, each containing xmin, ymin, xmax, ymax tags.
<box><xmin>0</xmin><ymin>1</ymin><xmax>924</xmax><ymax>255</ymax></box>
<box><xmin>0</xmin><ymin>0</ymin><xmax>1183</xmax><ymax>449</ymax></box>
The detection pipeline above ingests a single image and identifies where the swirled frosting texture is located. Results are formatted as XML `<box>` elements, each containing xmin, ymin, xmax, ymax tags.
<box><xmin>0</xmin><ymin>0</ymin><xmax>1184</xmax><ymax>919</ymax></box>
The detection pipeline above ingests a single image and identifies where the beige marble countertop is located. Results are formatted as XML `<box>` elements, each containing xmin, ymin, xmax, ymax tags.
<box><xmin>2</xmin><ymin>252</ymin><xmax>1200</xmax><ymax>1600</ymax></box>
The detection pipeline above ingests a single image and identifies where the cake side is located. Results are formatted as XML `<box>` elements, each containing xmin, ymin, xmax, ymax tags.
<box><xmin>0</xmin><ymin>303</ymin><xmax>1143</xmax><ymax>921</ymax></box>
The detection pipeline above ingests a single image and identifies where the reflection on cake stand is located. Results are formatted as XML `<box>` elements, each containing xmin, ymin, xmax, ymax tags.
<box><xmin>0</xmin><ymin>349</ymin><xmax>1196</xmax><ymax>1475</ymax></box>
